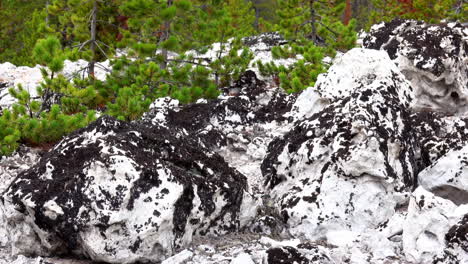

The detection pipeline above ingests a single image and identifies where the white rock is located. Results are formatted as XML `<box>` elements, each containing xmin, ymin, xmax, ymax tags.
<box><xmin>230</xmin><ymin>253</ymin><xmax>255</xmax><ymax>264</ymax></box>
<box><xmin>418</xmin><ymin>145</ymin><xmax>468</xmax><ymax>205</ymax></box>
<box><xmin>162</xmin><ymin>250</ymin><xmax>194</xmax><ymax>264</ymax></box>
<box><xmin>403</xmin><ymin>187</ymin><xmax>468</xmax><ymax>263</ymax></box>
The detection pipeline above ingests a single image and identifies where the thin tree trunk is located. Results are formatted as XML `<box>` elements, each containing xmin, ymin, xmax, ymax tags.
<box><xmin>160</xmin><ymin>0</ymin><xmax>173</xmax><ymax>70</ymax></box>
<box><xmin>253</xmin><ymin>5</ymin><xmax>260</xmax><ymax>31</ymax></box>
<box><xmin>88</xmin><ymin>0</ymin><xmax>97</xmax><ymax>77</ymax></box>
<box><xmin>343</xmin><ymin>0</ymin><xmax>352</xmax><ymax>25</ymax></box>
<box><xmin>309</xmin><ymin>0</ymin><xmax>317</xmax><ymax>43</ymax></box>
<box><xmin>45</xmin><ymin>0</ymin><xmax>50</xmax><ymax>26</ymax></box>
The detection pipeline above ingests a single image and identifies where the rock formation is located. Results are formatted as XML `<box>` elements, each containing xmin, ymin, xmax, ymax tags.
<box><xmin>0</xmin><ymin>20</ymin><xmax>467</xmax><ymax>263</ymax></box>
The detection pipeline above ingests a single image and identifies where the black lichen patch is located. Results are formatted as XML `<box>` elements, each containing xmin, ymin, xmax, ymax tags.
<box><xmin>445</xmin><ymin>214</ymin><xmax>468</xmax><ymax>252</ymax></box>
<box><xmin>129</xmin><ymin>237</ymin><xmax>142</xmax><ymax>253</ymax></box>
<box><xmin>266</xmin><ymin>244</ymin><xmax>331</xmax><ymax>264</ymax></box>
<box><xmin>364</xmin><ymin>19</ymin><xmax>467</xmax><ymax>77</ymax></box>
<box><xmin>143</xmin><ymin>70</ymin><xmax>296</xmax><ymax>152</ymax></box>
<box><xmin>411</xmin><ymin>111</ymin><xmax>468</xmax><ymax>173</ymax></box>
<box><xmin>5</xmin><ymin>115</ymin><xmax>248</xmax><ymax>256</ymax></box>
<box><xmin>266</xmin><ymin>246</ymin><xmax>309</xmax><ymax>264</ymax></box>
<box><xmin>363</xmin><ymin>19</ymin><xmax>410</xmax><ymax>51</ymax></box>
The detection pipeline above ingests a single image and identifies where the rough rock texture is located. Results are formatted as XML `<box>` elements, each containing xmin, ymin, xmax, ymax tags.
<box><xmin>143</xmin><ymin>70</ymin><xmax>296</xmax><ymax>192</ymax></box>
<box><xmin>2</xmin><ymin>116</ymin><xmax>257</xmax><ymax>263</ymax></box>
<box><xmin>403</xmin><ymin>187</ymin><xmax>468</xmax><ymax>263</ymax></box>
<box><xmin>2</xmin><ymin>21</ymin><xmax>468</xmax><ymax>264</ymax></box>
<box><xmin>262</xmin><ymin>49</ymin><xmax>416</xmax><ymax>255</ymax></box>
<box><xmin>363</xmin><ymin>19</ymin><xmax>468</xmax><ymax>115</ymax></box>
<box><xmin>0</xmin><ymin>147</ymin><xmax>43</xmax><ymax>248</ymax></box>
<box><xmin>412</xmin><ymin>112</ymin><xmax>468</xmax><ymax>168</ymax></box>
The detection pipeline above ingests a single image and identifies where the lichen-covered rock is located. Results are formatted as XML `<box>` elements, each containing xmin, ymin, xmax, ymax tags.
<box><xmin>264</xmin><ymin>243</ymin><xmax>334</xmax><ymax>264</ymax></box>
<box><xmin>363</xmin><ymin>19</ymin><xmax>468</xmax><ymax>115</ymax></box>
<box><xmin>291</xmin><ymin>47</ymin><xmax>414</xmax><ymax>120</ymax></box>
<box><xmin>412</xmin><ymin>112</ymin><xmax>468</xmax><ymax>169</ymax></box>
<box><xmin>403</xmin><ymin>187</ymin><xmax>468</xmax><ymax>263</ymax></box>
<box><xmin>436</xmin><ymin>214</ymin><xmax>468</xmax><ymax>263</ymax></box>
<box><xmin>0</xmin><ymin>146</ymin><xmax>42</xmax><ymax>248</ymax></box>
<box><xmin>243</xmin><ymin>32</ymin><xmax>288</xmax><ymax>49</ymax></box>
<box><xmin>1</xmin><ymin>116</ymin><xmax>258</xmax><ymax>263</ymax></box>
<box><xmin>418</xmin><ymin>144</ymin><xmax>468</xmax><ymax>205</ymax></box>
<box><xmin>262</xmin><ymin>48</ymin><xmax>416</xmax><ymax>244</ymax></box>
<box><xmin>143</xmin><ymin>70</ymin><xmax>296</xmax><ymax>192</ymax></box>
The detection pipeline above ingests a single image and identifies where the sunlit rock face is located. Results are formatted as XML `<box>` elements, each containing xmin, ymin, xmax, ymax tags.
<box><xmin>261</xmin><ymin>49</ymin><xmax>417</xmax><ymax>255</ymax></box>
<box><xmin>2</xmin><ymin>116</ymin><xmax>258</xmax><ymax>263</ymax></box>
<box><xmin>364</xmin><ymin>19</ymin><xmax>468</xmax><ymax>115</ymax></box>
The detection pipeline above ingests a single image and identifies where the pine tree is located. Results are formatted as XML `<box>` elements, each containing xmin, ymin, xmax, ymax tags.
<box><xmin>256</xmin><ymin>0</ymin><xmax>356</xmax><ymax>93</ymax></box>
<box><xmin>226</xmin><ymin>0</ymin><xmax>257</xmax><ymax>36</ymax></box>
<box><xmin>0</xmin><ymin>0</ymin><xmax>48</xmax><ymax>65</ymax></box>
<box><xmin>107</xmin><ymin>0</ymin><xmax>254</xmax><ymax>112</ymax></box>
<box><xmin>250</xmin><ymin>0</ymin><xmax>279</xmax><ymax>31</ymax></box>
<box><xmin>367</xmin><ymin>0</ymin><xmax>466</xmax><ymax>27</ymax></box>
<box><xmin>48</xmin><ymin>0</ymin><xmax>120</xmax><ymax>76</ymax></box>
<box><xmin>119</xmin><ymin>0</ymin><xmax>196</xmax><ymax>68</ymax></box>
<box><xmin>0</xmin><ymin>36</ymin><xmax>97</xmax><ymax>154</ymax></box>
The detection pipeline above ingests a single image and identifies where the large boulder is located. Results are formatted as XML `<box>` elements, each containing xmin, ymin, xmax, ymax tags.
<box><xmin>1</xmin><ymin>116</ymin><xmax>258</xmax><ymax>263</ymax></box>
<box><xmin>261</xmin><ymin>48</ymin><xmax>416</xmax><ymax>247</ymax></box>
<box><xmin>363</xmin><ymin>19</ymin><xmax>468</xmax><ymax>114</ymax></box>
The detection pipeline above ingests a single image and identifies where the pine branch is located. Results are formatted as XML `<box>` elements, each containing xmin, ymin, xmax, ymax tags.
<box><xmin>78</xmin><ymin>40</ymin><xmax>91</xmax><ymax>51</ymax></box>
<box><xmin>95</xmin><ymin>41</ymin><xmax>109</xmax><ymax>60</ymax></box>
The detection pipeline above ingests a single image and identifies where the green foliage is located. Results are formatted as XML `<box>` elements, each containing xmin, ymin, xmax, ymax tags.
<box><xmin>250</xmin><ymin>0</ymin><xmax>280</xmax><ymax>30</ymax></box>
<box><xmin>367</xmin><ymin>0</ymin><xmax>467</xmax><ymax>28</ymax></box>
<box><xmin>0</xmin><ymin>109</ymin><xmax>21</xmax><ymax>156</ymax></box>
<box><xmin>0</xmin><ymin>36</ymin><xmax>98</xmax><ymax>156</ymax></box>
<box><xmin>257</xmin><ymin>0</ymin><xmax>356</xmax><ymax>93</ymax></box>
<box><xmin>257</xmin><ymin>42</ymin><xmax>327</xmax><ymax>93</ymax></box>
<box><xmin>1</xmin><ymin>83</ymin><xmax>96</xmax><ymax>156</ymax></box>
<box><xmin>209</xmin><ymin>39</ymin><xmax>255</xmax><ymax>87</ymax></box>
<box><xmin>226</xmin><ymin>0</ymin><xmax>257</xmax><ymax>36</ymax></box>
<box><xmin>33</xmin><ymin>36</ymin><xmax>66</xmax><ymax>73</ymax></box>
<box><xmin>0</xmin><ymin>0</ymin><xmax>48</xmax><ymax>65</ymax></box>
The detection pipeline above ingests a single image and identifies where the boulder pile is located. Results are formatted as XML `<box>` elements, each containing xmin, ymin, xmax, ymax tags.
<box><xmin>0</xmin><ymin>20</ymin><xmax>467</xmax><ymax>264</ymax></box>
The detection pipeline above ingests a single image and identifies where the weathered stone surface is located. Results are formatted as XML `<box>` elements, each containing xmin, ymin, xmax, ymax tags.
<box><xmin>364</xmin><ymin>19</ymin><xmax>468</xmax><ymax>115</ymax></box>
<box><xmin>2</xmin><ymin>116</ymin><xmax>257</xmax><ymax>263</ymax></box>
<box><xmin>262</xmin><ymin>49</ymin><xmax>416</xmax><ymax>248</ymax></box>
<box><xmin>403</xmin><ymin>187</ymin><xmax>468</xmax><ymax>263</ymax></box>
<box><xmin>143</xmin><ymin>70</ymin><xmax>296</xmax><ymax>192</ymax></box>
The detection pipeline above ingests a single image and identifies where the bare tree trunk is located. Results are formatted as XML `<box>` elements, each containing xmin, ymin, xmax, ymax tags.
<box><xmin>253</xmin><ymin>5</ymin><xmax>260</xmax><ymax>31</ymax></box>
<box><xmin>45</xmin><ymin>0</ymin><xmax>50</xmax><ymax>26</ymax></box>
<box><xmin>160</xmin><ymin>0</ymin><xmax>173</xmax><ymax>70</ymax></box>
<box><xmin>343</xmin><ymin>0</ymin><xmax>352</xmax><ymax>25</ymax></box>
<box><xmin>88</xmin><ymin>0</ymin><xmax>97</xmax><ymax>77</ymax></box>
<box><xmin>309</xmin><ymin>0</ymin><xmax>317</xmax><ymax>43</ymax></box>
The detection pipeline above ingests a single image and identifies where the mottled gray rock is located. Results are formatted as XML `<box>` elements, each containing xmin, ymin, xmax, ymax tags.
<box><xmin>364</xmin><ymin>19</ymin><xmax>468</xmax><ymax>115</ymax></box>
<box><xmin>2</xmin><ymin>116</ymin><xmax>258</xmax><ymax>263</ymax></box>
<box><xmin>261</xmin><ymin>48</ymin><xmax>416</xmax><ymax>260</ymax></box>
